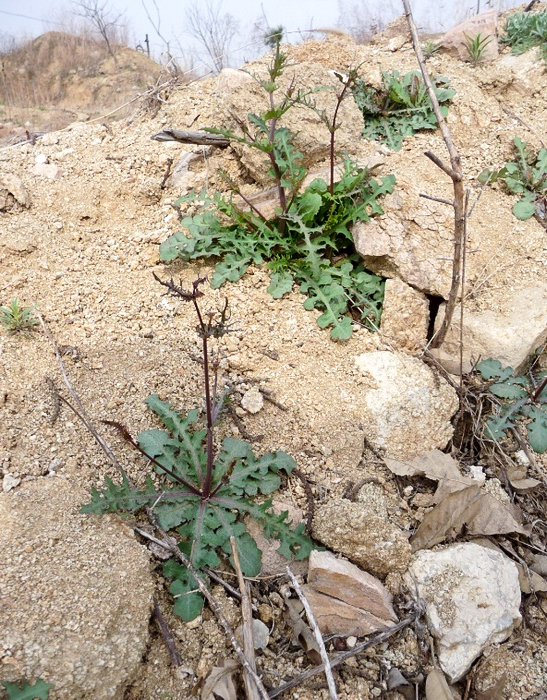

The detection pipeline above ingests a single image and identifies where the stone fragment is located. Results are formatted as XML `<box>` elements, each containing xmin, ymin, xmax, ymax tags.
<box><xmin>1</xmin><ymin>474</ymin><xmax>21</xmax><ymax>492</ymax></box>
<box><xmin>307</xmin><ymin>550</ymin><xmax>397</xmax><ymax>622</ymax></box>
<box><xmin>354</xmin><ymin>351</ymin><xmax>458</xmax><ymax>459</ymax></box>
<box><xmin>0</xmin><ymin>173</ymin><xmax>31</xmax><ymax>209</ymax></box>
<box><xmin>433</xmin><ymin>285</ymin><xmax>547</xmax><ymax>374</ymax></box>
<box><xmin>405</xmin><ymin>542</ymin><xmax>521</xmax><ymax>683</ymax></box>
<box><xmin>32</xmin><ymin>162</ymin><xmax>60</xmax><ymax>180</ymax></box>
<box><xmin>380</xmin><ymin>278</ymin><xmax>429</xmax><ymax>351</ymax></box>
<box><xmin>312</xmin><ymin>499</ymin><xmax>411</xmax><ymax>578</ymax></box>
<box><xmin>301</xmin><ymin>586</ymin><xmax>395</xmax><ymax>637</ymax></box>
<box><xmin>0</xmin><ymin>477</ymin><xmax>154</xmax><ymax>699</ymax></box>
<box><xmin>441</xmin><ymin>9</ymin><xmax>499</xmax><ymax>62</ymax></box>
<box><xmin>241</xmin><ymin>387</ymin><xmax>264</xmax><ymax>414</ymax></box>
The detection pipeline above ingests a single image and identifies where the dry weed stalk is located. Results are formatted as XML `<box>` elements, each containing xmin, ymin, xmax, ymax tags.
<box><xmin>402</xmin><ymin>0</ymin><xmax>466</xmax><ymax>350</ymax></box>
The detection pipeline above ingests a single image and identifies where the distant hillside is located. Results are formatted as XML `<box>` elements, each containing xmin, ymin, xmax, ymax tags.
<box><xmin>0</xmin><ymin>31</ymin><xmax>166</xmax><ymax>140</ymax></box>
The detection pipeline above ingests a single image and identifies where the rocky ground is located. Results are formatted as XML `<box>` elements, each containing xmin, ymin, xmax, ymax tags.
<box><xmin>2</xmin><ymin>7</ymin><xmax>547</xmax><ymax>700</ymax></box>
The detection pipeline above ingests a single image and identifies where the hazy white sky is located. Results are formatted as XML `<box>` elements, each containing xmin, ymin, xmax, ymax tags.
<box><xmin>0</xmin><ymin>0</ymin><xmax>525</xmax><ymax>69</ymax></box>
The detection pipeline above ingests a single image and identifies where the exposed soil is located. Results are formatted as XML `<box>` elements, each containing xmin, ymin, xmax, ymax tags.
<box><xmin>2</xmin><ymin>10</ymin><xmax>547</xmax><ymax>700</ymax></box>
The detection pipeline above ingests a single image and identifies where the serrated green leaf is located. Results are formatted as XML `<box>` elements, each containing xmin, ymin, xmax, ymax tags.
<box><xmin>267</xmin><ymin>271</ymin><xmax>294</xmax><ymax>298</ymax></box>
<box><xmin>476</xmin><ymin>359</ymin><xmax>513</xmax><ymax>381</ymax></box>
<box><xmin>489</xmin><ymin>379</ymin><xmax>528</xmax><ymax>399</ymax></box>
<box><xmin>0</xmin><ymin>679</ymin><xmax>51</xmax><ymax>700</ymax></box>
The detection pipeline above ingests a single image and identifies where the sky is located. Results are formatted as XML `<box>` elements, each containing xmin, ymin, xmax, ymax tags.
<box><xmin>0</xmin><ymin>0</ymin><xmax>526</xmax><ymax>71</ymax></box>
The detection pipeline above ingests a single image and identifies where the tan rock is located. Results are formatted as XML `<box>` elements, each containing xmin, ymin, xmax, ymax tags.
<box><xmin>0</xmin><ymin>173</ymin><xmax>31</xmax><ymax>209</ymax></box>
<box><xmin>307</xmin><ymin>550</ymin><xmax>397</xmax><ymax>622</ymax></box>
<box><xmin>441</xmin><ymin>10</ymin><xmax>499</xmax><ymax>62</ymax></box>
<box><xmin>301</xmin><ymin>585</ymin><xmax>396</xmax><ymax>637</ymax></box>
<box><xmin>380</xmin><ymin>278</ymin><xmax>429</xmax><ymax>351</ymax></box>
<box><xmin>312</xmin><ymin>499</ymin><xmax>411</xmax><ymax>578</ymax></box>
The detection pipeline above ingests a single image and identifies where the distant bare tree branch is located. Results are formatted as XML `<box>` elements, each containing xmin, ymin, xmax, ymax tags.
<box><xmin>71</xmin><ymin>0</ymin><xmax>125</xmax><ymax>61</ymax></box>
<box><xmin>185</xmin><ymin>0</ymin><xmax>239</xmax><ymax>73</ymax></box>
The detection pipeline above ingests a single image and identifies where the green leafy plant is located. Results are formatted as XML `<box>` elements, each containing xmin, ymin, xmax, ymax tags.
<box><xmin>352</xmin><ymin>70</ymin><xmax>455</xmax><ymax>151</ymax></box>
<box><xmin>160</xmin><ymin>39</ymin><xmax>394</xmax><ymax>339</ymax></box>
<box><xmin>422</xmin><ymin>40</ymin><xmax>441</xmax><ymax>60</ymax></box>
<box><xmin>479</xmin><ymin>136</ymin><xmax>547</xmax><ymax>220</ymax></box>
<box><xmin>501</xmin><ymin>11</ymin><xmax>547</xmax><ymax>58</ymax></box>
<box><xmin>477</xmin><ymin>358</ymin><xmax>547</xmax><ymax>453</ymax></box>
<box><xmin>83</xmin><ymin>276</ymin><xmax>316</xmax><ymax>621</ymax></box>
<box><xmin>0</xmin><ymin>299</ymin><xmax>38</xmax><ymax>335</ymax></box>
<box><xmin>463</xmin><ymin>32</ymin><xmax>492</xmax><ymax>65</ymax></box>
<box><xmin>0</xmin><ymin>679</ymin><xmax>51</xmax><ymax>700</ymax></box>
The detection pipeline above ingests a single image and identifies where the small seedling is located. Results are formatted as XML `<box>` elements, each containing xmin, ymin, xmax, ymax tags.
<box><xmin>0</xmin><ymin>678</ymin><xmax>51</xmax><ymax>700</ymax></box>
<box><xmin>479</xmin><ymin>136</ymin><xmax>547</xmax><ymax>220</ymax></box>
<box><xmin>463</xmin><ymin>32</ymin><xmax>492</xmax><ymax>65</ymax></box>
<box><xmin>83</xmin><ymin>276</ymin><xmax>316</xmax><ymax>621</ymax></box>
<box><xmin>352</xmin><ymin>70</ymin><xmax>455</xmax><ymax>151</ymax></box>
<box><xmin>0</xmin><ymin>299</ymin><xmax>38</xmax><ymax>335</ymax></box>
<box><xmin>422</xmin><ymin>40</ymin><xmax>441</xmax><ymax>60</ymax></box>
<box><xmin>159</xmin><ymin>36</ymin><xmax>394</xmax><ymax>339</ymax></box>
<box><xmin>477</xmin><ymin>358</ymin><xmax>547</xmax><ymax>453</ymax></box>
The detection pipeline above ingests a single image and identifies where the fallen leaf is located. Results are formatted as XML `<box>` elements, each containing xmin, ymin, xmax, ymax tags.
<box><xmin>530</xmin><ymin>554</ymin><xmax>547</xmax><ymax>577</ymax></box>
<box><xmin>411</xmin><ymin>486</ymin><xmax>529</xmax><ymax>552</ymax></box>
<box><xmin>385</xmin><ymin>449</ymin><xmax>475</xmax><ymax>503</ymax></box>
<box><xmin>517</xmin><ymin>562</ymin><xmax>547</xmax><ymax>595</ymax></box>
<box><xmin>509</xmin><ymin>477</ymin><xmax>541</xmax><ymax>492</ymax></box>
<box><xmin>425</xmin><ymin>668</ymin><xmax>454</xmax><ymax>700</ymax></box>
<box><xmin>387</xmin><ymin>667</ymin><xmax>414</xmax><ymax>700</ymax></box>
<box><xmin>201</xmin><ymin>658</ymin><xmax>239</xmax><ymax>700</ymax></box>
<box><xmin>285</xmin><ymin>598</ymin><xmax>322</xmax><ymax>665</ymax></box>
<box><xmin>476</xmin><ymin>673</ymin><xmax>507</xmax><ymax>700</ymax></box>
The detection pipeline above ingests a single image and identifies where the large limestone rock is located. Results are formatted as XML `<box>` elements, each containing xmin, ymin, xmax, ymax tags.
<box><xmin>355</xmin><ymin>351</ymin><xmax>458</xmax><ymax>459</ymax></box>
<box><xmin>405</xmin><ymin>542</ymin><xmax>521</xmax><ymax>683</ymax></box>
<box><xmin>0</xmin><ymin>477</ymin><xmax>154</xmax><ymax>699</ymax></box>
<box><xmin>434</xmin><ymin>285</ymin><xmax>547</xmax><ymax>374</ymax></box>
<box><xmin>312</xmin><ymin>498</ymin><xmax>411</xmax><ymax>578</ymax></box>
<box><xmin>440</xmin><ymin>10</ymin><xmax>499</xmax><ymax>62</ymax></box>
<box><xmin>380</xmin><ymin>278</ymin><xmax>429</xmax><ymax>351</ymax></box>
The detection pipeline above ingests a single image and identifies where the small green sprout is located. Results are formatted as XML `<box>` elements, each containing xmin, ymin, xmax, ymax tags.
<box><xmin>0</xmin><ymin>299</ymin><xmax>38</xmax><ymax>335</ymax></box>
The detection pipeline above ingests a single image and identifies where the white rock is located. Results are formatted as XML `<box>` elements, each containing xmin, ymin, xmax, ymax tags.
<box><xmin>241</xmin><ymin>387</ymin><xmax>264</xmax><ymax>414</ymax></box>
<box><xmin>35</xmin><ymin>153</ymin><xmax>48</xmax><ymax>164</ymax></box>
<box><xmin>2</xmin><ymin>474</ymin><xmax>21</xmax><ymax>492</ymax></box>
<box><xmin>405</xmin><ymin>543</ymin><xmax>521</xmax><ymax>683</ymax></box>
<box><xmin>32</xmin><ymin>162</ymin><xmax>60</xmax><ymax>180</ymax></box>
<box><xmin>354</xmin><ymin>351</ymin><xmax>458</xmax><ymax>459</ymax></box>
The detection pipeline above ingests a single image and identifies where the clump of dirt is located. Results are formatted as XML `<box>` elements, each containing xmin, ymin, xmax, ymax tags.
<box><xmin>1</xmin><ymin>9</ymin><xmax>547</xmax><ymax>700</ymax></box>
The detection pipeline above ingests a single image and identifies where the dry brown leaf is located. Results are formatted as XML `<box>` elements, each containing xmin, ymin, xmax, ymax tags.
<box><xmin>285</xmin><ymin>598</ymin><xmax>322</xmax><ymax>665</ymax></box>
<box><xmin>531</xmin><ymin>554</ymin><xmax>547</xmax><ymax>577</ymax></box>
<box><xmin>411</xmin><ymin>485</ymin><xmax>482</xmax><ymax>551</ymax></box>
<box><xmin>411</xmin><ymin>486</ymin><xmax>529</xmax><ymax>552</ymax></box>
<box><xmin>509</xmin><ymin>477</ymin><xmax>541</xmax><ymax>492</ymax></box>
<box><xmin>425</xmin><ymin>668</ymin><xmax>454</xmax><ymax>700</ymax></box>
<box><xmin>476</xmin><ymin>673</ymin><xmax>507</xmax><ymax>700</ymax></box>
<box><xmin>201</xmin><ymin>658</ymin><xmax>239</xmax><ymax>700</ymax></box>
<box><xmin>517</xmin><ymin>562</ymin><xmax>547</xmax><ymax>594</ymax></box>
<box><xmin>385</xmin><ymin>449</ymin><xmax>475</xmax><ymax>503</ymax></box>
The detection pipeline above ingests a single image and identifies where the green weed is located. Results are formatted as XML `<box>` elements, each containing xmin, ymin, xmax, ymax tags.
<box><xmin>83</xmin><ymin>276</ymin><xmax>316</xmax><ymax>622</ymax></box>
<box><xmin>352</xmin><ymin>70</ymin><xmax>455</xmax><ymax>151</ymax></box>
<box><xmin>0</xmin><ymin>299</ymin><xmax>38</xmax><ymax>335</ymax></box>
<box><xmin>0</xmin><ymin>679</ymin><xmax>51</xmax><ymax>700</ymax></box>
<box><xmin>422</xmin><ymin>40</ymin><xmax>441</xmax><ymax>60</ymax></box>
<box><xmin>479</xmin><ymin>136</ymin><xmax>547</xmax><ymax>220</ymax></box>
<box><xmin>501</xmin><ymin>11</ymin><xmax>547</xmax><ymax>57</ymax></box>
<box><xmin>160</xmin><ymin>39</ymin><xmax>394</xmax><ymax>340</ymax></box>
<box><xmin>477</xmin><ymin>358</ymin><xmax>547</xmax><ymax>453</ymax></box>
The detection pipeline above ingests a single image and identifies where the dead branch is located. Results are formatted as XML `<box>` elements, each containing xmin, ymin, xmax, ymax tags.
<box><xmin>152</xmin><ymin>598</ymin><xmax>183</xmax><ymax>667</ymax></box>
<box><xmin>402</xmin><ymin>0</ymin><xmax>466</xmax><ymax>350</ymax></box>
<box><xmin>152</xmin><ymin>129</ymin><xmax>230</xmax><ymax>147</ymax></box>
<box><xmin>231</xmin><ymin>537</ymin><xmax>261</xmax><ymax>700</ymax></box>
<box><xmin>286</xmin><ymin>567</ymin><xmax>338</xmax><ymax>700</ymax></box>
<box><xmin>268</xmin><ymin>614</ymin><xmax>416</xmax><ymax>698</ymax></box>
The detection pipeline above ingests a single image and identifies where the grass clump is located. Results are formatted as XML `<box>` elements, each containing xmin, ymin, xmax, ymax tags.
<box><xmin>479</xmin><ymin>136</ymin><xmax>547</xmax><ymax>220</ymax></box>
<box><xmin>83</xmin><ymin>276</ymin><xmax>316</xmax><ymax>622</ymax></box>
<box><xmin>351</xmin><ymin>70</ymin><xmax>455</xmax><ymax>151</ymax></box>
<box><xmin>0</xmin><ymin>298</ymin><xmax>38</xmax><ymax>335</ymax></box>
<box><xmin>159</xmin><ymin>39</ymin><xmax>394</xmax><ymax>340</ymax></box>
<box><xmin>477</xmin><ymin>358</ymin><xmax>547</xmax><ymax>453</ymax></box>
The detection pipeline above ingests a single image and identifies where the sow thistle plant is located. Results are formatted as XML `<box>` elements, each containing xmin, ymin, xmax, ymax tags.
<box><xmin>160</xmin><ymin>38</ymin><xmax>395</xmax><ymax>340</ymax></box>
<box><xmin>82</xmin><ymin>276</ymin><xmax>316</xmax><ymax>622</ymax></box>
<box><xmin>0</xmin><ymin>298</ymin><xmax>38</xmax><ymax>335</ymax></box>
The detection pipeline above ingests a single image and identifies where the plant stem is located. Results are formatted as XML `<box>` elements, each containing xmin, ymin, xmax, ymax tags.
<box><xmin>193</xmin><ymin>297</ymin><xmax>215</xmax><ymax>498</ymax></box>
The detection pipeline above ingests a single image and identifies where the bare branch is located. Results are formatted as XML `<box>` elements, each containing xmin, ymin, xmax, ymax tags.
<box><xmin>71</xmin><ymin>0</ymin><xmax>125</xmax><ymax>61</ymax></box>
<box><xmin>185</xmin><ymin>0</ymin><xmax>239</xmax><ymax>73</ymax></box>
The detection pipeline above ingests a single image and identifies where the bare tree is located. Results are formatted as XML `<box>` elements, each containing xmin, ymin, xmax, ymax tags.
<box><xmin>71</xmin><ymin>0</ymin><xmax>125</xmax><ymax>62</ymax></box>
<box><xmin>336</xmin><ymin>0</ymin><xmax>397</xmax><ymax>43</ymax></box>
<box><xmin>185</xmin><ymin>0</ymin><xmax>240</xmax><ymax>73</ymax></box>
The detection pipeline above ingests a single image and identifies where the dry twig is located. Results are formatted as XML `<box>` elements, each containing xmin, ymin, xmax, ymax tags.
<box><xmin>286</xmin><ymin>567</ymin><xmax>338</xmax><ymax>700</ymax></box>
